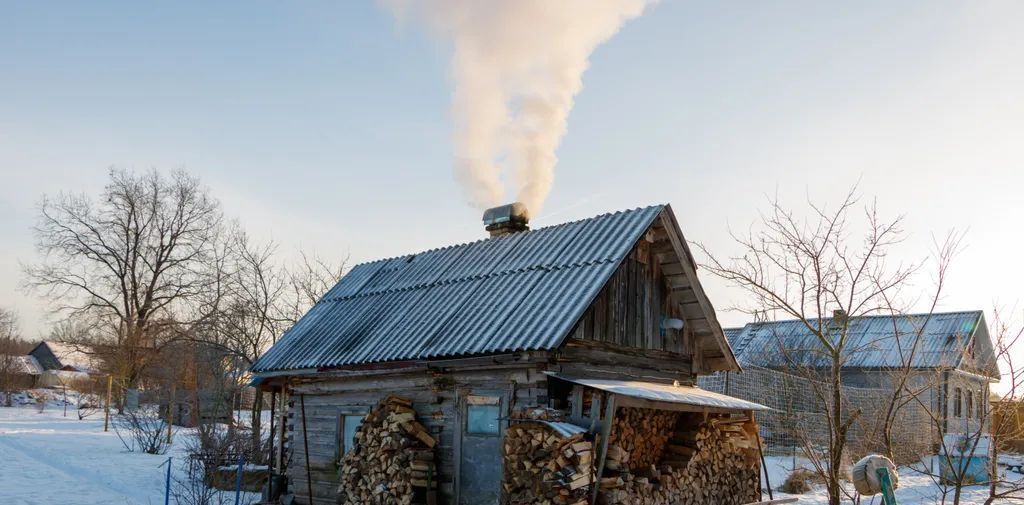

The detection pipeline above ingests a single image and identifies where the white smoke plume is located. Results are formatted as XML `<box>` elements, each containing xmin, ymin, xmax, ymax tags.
<box><xmin>386</xmin><ymin>0</ymin><xmax>652</xmax><ymax>212</ymax></box>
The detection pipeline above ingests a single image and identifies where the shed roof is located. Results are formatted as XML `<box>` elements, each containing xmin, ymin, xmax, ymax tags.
<box><xmin>726</xmin><ymin>311</ymin><xmax>1000</xmax><ymax>379</ymax></box>
<box><xmin>253</xmin><ymin>205</ymin><xmax>734</xmax><ymax>373</ymax></box>
<box><xmin>3</xmin><ymin>355</ymin><xmax>42</xmax><ymax>375</ymax></box>
<box><xmin>29</xmin><ymin>341</ymin><xmax>99</xmax><ymax>373</ymax></box>
<box><xmin>551</xmin><ymin>374</ymin><xmax>769</xmax><ymax>411</ymax></box>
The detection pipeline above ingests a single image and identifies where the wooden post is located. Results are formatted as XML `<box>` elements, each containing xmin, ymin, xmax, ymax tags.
<box><xmin>103</xmin><ymin>375</ymin><xmax>112</xmax><ymax>432</ymax></box>
<box><xmin>876</xmin><ymin>467</ymin><xmax>899</xmax><ymax>505</ymax></box>
<box><xmin>590</xmin><ymin>393</ymin><xmax>617</xmax><ymax>505</ymax></box>
<box><xmin>167</xmin><ymin>383</ymin><xmax>176</xmax><ymax>443</ymax></box>
<box><xmin>754</xmin><ymin>411</ymin><xmax>773</xmax><ymax>501</ymax></box>
<box><xmin>300</xmin><ymin>393</ymin><xmax>314</xmax><ymax>504</ymax></box>
<box><xmin>268</xmin><ymin>389</ymin><xmax>277</xmax><ymax>468</ymax></box>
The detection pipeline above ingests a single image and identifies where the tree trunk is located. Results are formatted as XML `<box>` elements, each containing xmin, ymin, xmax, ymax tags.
<box><xmin>251</xmin><ymin>391</ymin><xmax>263</xmax><ymax>462</ymax></box>
<box><xmin>828</xmin><ymin>359</ymin><xmax>844</xmax><ymax>505</ymax></box>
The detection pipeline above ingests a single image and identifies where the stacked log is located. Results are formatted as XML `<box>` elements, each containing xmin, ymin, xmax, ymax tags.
<box><xmin>502</xmin><ymin>423</ymin><xmax>594</xmax><ymax>505</ymax></box>
<box><xmin>337</xmin><ymin>396</ymin><xmax>437</xmax><ymax>505</ymax></box>
<box><xmin>607</xmin><ymin>408</ymin><xmax>680</xmax><ymax>471</ymax></box>
<box><xmin>598</xmin><ymin>414</ymin><xmax>761</xmax><ymax>505</ymax></box>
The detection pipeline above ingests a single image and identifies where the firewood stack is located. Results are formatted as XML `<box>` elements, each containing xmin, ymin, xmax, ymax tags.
<box><xmin>502</xmin><ymin>422</ymin><xmax>595</xmax><ymax>505</ymax></box>
<box><xmin>607</xmin><ymin>408</ymin><xmax>680</xmax><ymax>471</ymax></box>
<box><xmin>337</xmin><ymin>396</ymin><xmax>437</xmax><ymax>505</ymax></box>
<box><xmin>598</xmin><ymin>413</ymin><xmax>761</xmax><ymax>505</ymax></box>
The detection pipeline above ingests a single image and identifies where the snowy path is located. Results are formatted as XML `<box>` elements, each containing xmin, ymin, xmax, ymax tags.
<box><xmin>0</xmin><ymin>407</ymin><xmax>173</xmax><ymax>505</ymax></box>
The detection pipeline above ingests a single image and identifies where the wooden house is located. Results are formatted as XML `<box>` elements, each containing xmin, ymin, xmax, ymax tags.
<box><xmin>721</xmin><ymin>312</ymin><xmax>1000</xmax><ymax>450</ymax></box>
<box><xmin>252</xmin><ymin>204</ymin><xmax>767</xmax><ymax>505</ymax></box>
<box><xmin>27</xmin><ymin>341</ymin><xmax>98</xmax><ymax>387</ymax></box>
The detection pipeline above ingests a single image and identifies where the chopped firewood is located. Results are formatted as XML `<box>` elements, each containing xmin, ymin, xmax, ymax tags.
<box><xmin>336</xmin><ymin>396</ymin><xmax>436</xmax><ymax>505</ymax></box>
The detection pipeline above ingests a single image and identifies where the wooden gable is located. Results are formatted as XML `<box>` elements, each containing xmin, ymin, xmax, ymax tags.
<box><xmin>564</xmin><ymin>205</ymin><xmax>738</xmax><ymax>374</ymax></box>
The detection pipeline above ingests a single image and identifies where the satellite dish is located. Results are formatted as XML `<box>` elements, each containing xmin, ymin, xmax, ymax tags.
<box><xmin>851</xmin><ymin>454</ymin><xmax>898</xmax><ymax>496</ymax></box>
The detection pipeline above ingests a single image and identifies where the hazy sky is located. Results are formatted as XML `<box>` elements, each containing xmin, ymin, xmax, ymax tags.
<box><xmin>2</xmin><ymin>1</ymin><xmax>1023</xmax><ymax>344</ymax></box>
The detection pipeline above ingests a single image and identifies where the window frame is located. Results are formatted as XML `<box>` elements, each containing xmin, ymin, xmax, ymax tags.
<box><xmin>464</xmin><ymin>395</ymin><xmax>502</xmax><ymax>437</ymax></box>
<box><xmin>967</xmin><ymin>390</ymin><xmax>974</xmax><ymax>420</ymax></box>
<box><xmin>336</xmin><ymin>406</ymin><xmax>370</xmax><ymax>459</ymax></box>
<box><xmin>954</xmin><ymin>387</ymin><xmax>962</xmax><ymax>418</ymax></box>
<box><xmin>978</xmin><ymin>389</ymin><xmax>985</xmax><ymax>419</ymax></box>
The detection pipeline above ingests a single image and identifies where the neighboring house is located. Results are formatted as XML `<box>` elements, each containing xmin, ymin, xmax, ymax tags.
<box><xmin>251</xmin><ymin>204</ymin><xmax>761</xmax><ymax>505</ymax></box>
<box><xmin>0</xmin><ymin>354</ymin><xmax>42</xmax><ymax>390</ymax></box>
<box><xmin>724</xmin><ymin>311</ymin><xmax>1000</xmax><ymax>440</ymax></box>
<box><xmin>28</xmin><ymin>341</ymin><xmax>99</xmax><ymax>387</ymax></box>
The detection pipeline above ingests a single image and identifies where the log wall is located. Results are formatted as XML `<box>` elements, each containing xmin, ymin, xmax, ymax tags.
<box><xmin>283</xmin><ymin>363</ymin><xmax>550</xmax><ymax>505</ymax></box>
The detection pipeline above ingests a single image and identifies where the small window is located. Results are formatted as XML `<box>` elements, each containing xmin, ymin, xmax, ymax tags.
<box><xmin>967</xmin><ymin>391</ymin><xmax>974</xmax><ymax>419</ymax></box>
<box><xmin>954</xmin><ymin>388</ymin><xmax>962</xmax><ymax>418</ymax></box>
<box><xmin>467</xmin><ymin>405</ymin><xmax>500</xmax><ymax>435</ymax></box>
<box><xmin>978</xmin><ymin>390</ymin><xmax>985</xmax><ymax>419</ymax></box>
<box><xmin>339</xmin><ymin>414</ymin><xmax>365</xmax><ymax>456</ymax></box>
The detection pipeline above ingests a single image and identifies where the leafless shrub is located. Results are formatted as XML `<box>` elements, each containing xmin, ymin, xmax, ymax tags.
<box><xmin>113</xmin><ymin>406</ymin><xmax>172</xmax><ymax>454</ymax></box>
<box><xmin>77</xmin><ymin>392</ymin><xmax>103</xmax><ymax>420</ymax></box>
<box><xmin>171</xmin><ymin>472</ymin><xmax>232</xmax><ymax>505</ymax></box>
<box><xmin>33</xmin><ymin>390</ymin><xmax>50</xmax><ymax>413</ymax></box>
<box><xmin>781</xmin><ymin>468</ymin><xmax>824</xmax><ymax>494</ymax></box>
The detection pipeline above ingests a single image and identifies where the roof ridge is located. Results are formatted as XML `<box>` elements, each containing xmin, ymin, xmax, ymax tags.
<box><xmin>344</xmin><ymin>205</ymin><xmax>666</xmax><ymax>270</ymax></box>
<box><xmin>746</xmin><ymin>310</ymin><xmax>983</xmax><ymax>326</ymax></box>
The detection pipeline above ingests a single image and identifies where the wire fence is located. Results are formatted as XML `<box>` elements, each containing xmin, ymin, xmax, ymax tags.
<box><xmin>698</xmin><ymin>364</ymin><xmax>933</xmax><ymax>463</ymax></box>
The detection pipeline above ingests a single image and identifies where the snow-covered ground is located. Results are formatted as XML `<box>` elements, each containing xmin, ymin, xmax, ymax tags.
<box><xmin>0</xmin><ymin>400</ymin><xmax>260</xmax><ymax>505</ymax></box>
<box><xmin>3</xmin><ymin>396</ymin><xmax>1024</xmax><ymax>505</ymax></box>
<box><xmin>762</xmin><ymin>454</ymin><xmax>1024</xmax><ymax>504</ymax></box>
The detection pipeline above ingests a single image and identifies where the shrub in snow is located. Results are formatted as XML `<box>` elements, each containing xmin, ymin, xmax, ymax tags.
<box><xmin>33</xmin><ymin>391</ymin><xmax>50</xmax><ymax>413</ymax></box>
<box><xmin>781</xmin><ymin>468</ymin><xmax>824</xmax><ymax>494</ymax></box>
<box><xmin>76</xmin><ymin>393</ymin><xmax>103</xmax><ymax>420</ymax></box>
<box><xmin>171</xmin><ymin>473</ymin><xmax>232</xmax><ymax>505</ymax></box>
<box><xmin>113</xmin><ymin>405</ymin><xmax>172</xmax><ymax>454</ymax></box>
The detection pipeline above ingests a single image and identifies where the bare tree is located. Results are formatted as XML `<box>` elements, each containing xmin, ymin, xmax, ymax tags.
<box><xmin>983</xmin><ymin>310</ymin><xmax>1024</xmax><ymax>504</ymax></box>
<box><xmin>869</xmin><ymin>233</ymin><xmax>963</xmax><ymax>462</ymax></box>
<box><xmin>285</xmin><ymin>250</ymin><xmax>346</xmax><ymax>325</ymax></box>
<box><xmin>188</xmin><ymin>230</ymin><xmax>345</xmax><ymax>458</ymax></box>
<box><xmin>24</xmin><ymin>168</ymin><xmax>223</xmax><ymax>400</ymax></box>
<box><xmin>694</xmin><ymin>188</ymin><xmax>922</xmax><ymax>505</ymax></box>
<box><xmin>0</xmin><ymin>308</ymin><xmax>25</xmax><ymax>406</ymax></box>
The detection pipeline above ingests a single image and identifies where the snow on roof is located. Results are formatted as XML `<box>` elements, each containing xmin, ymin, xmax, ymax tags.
<box><xmin>551</xmin><ymin>374</ymin><xmax>770</xmax><ymax>411</ymax></box>
<box><xmin>3</xmin><ymin>355</ymin><xmax>43</xmax><ymax>375</ymax></box>
<box><xmin>41</xmin><ymin>341</ymin><xmax>99</xmax><ymax>373</ymax></box>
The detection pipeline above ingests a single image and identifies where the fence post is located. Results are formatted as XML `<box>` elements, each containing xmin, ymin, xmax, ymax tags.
<box><xmin>104</xmin><ymin>375</ymin><xmax>112</xmax><ymax>432</ymax></box>
<box><xmin>167</xmin><ymin>383</ymin><xmax>176</xmax><ymax>443</ymax></box>
<box><xmin>161</xmin><ymin>456</ymin><xmax>172</xmax><ymax>505</ymax></box>
<box><xmin>235</xmin><ymin>453</ymin><xmax>246</xmax><ymax>505</ymax></box>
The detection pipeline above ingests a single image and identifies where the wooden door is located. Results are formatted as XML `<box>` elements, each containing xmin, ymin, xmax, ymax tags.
<box><xmin>458</xmin><ymin>392</ymin><xmax>506</xmax><ymax>504</ymax></box>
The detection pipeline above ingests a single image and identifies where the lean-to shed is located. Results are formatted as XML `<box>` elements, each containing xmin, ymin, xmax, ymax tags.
<box><xmin>252</xmin><ymin>204</ymin><xmax>764</xmax><ymax>505</ymax></box>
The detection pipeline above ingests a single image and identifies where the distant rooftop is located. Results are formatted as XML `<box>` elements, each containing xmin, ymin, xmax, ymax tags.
<box><xmin>725</xmin><ymin>311</ymin><xmax>999</xmax><ymax>379</ymax></box>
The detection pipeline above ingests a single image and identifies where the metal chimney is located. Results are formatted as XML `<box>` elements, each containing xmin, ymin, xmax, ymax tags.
<box><xmin>482</xmin><ymin>202</ymin><xmax>530</xmax><ymax>237</ymax></box>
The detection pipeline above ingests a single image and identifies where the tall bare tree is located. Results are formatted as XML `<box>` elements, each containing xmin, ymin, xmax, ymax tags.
<box><xmin>24</xmin><ymin>168</ymin><xmax>223</xmax><ymax>396</ymax></box>
<box><xmin>285</xmin><ymin>251</ymin><xmax>347</xmax><ymax>325</ymax></box>
<box><xmin>694</xmin><ymin>188</ymin><xmax>922</xmax><ymax>505</ymax></box>
<box><xmin>0</xmin><ymin>308</ymin><xmax>24</xmax><ymax>406</ymax></box>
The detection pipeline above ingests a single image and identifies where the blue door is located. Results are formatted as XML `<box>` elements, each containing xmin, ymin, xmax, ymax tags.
<box><xmin>459</xmin><ymin>393</ymin><xmax>505</xmax><ymax>504</ymax></box>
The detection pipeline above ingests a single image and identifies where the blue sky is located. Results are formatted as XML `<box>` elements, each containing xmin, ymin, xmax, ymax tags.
<box><xmin>2</xmin><ymin>1</ymin><xmax>1023</xmax><ymax>339</ymax></box>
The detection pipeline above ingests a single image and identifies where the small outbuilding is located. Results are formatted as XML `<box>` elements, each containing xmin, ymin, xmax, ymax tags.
<box><xmin>252</xmin><ymin>204</ymin><xmax>767</xmax><ymax>505</ymax></box>
<box><xmin>28</xmin><ymin>341</ymin><xmax>99</xmax><ymax>387</ymax></box>
<box><xmin>1</xmin><ymin>354</ymin><xmax>42</xmax><ymax>390</ymax></box>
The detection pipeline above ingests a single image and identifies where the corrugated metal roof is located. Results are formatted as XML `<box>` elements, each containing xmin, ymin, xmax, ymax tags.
<box><xmin>539</xmin><ymin>421</ymin><xmax>588</xmax><ymax>438</ymax></box>
<box><xmin>551</xmin><ymin>374</ymin><xmax>770</xmax><ymax>411</ymax></box>
<box><xmin>727</xmin><ymin>311</ymin><xmax>1000</xmax><ymax>378</ymax></box>
<box><xmin>253</xmin><ymin>206</ymin><xmax>665</xmax><ymax>372</ymax></box>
